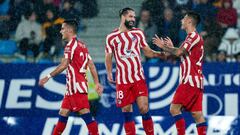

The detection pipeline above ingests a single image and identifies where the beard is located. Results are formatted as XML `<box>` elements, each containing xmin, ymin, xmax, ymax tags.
<box><xmin>124</xmin><ymin>20</ymin><xmax>135</xmax><ymax>30</ymax></box>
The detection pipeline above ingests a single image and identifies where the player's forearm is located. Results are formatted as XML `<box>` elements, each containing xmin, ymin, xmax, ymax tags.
<box><xmin>49</xmin><ymin>65</ymin><xmax>67</xmax><ymax>77</ymax></box>
<box><xmin>49</xmin><ymin>59</ymin><xmax>69</xmax><ymax>77</ymax></box>
<box><xmin>162</xmin><ymin>45</ymin><xmax>182</xmax><ymax>57</ymax></box>
<box><xmin>144</xmin><ymin>49</ymin><xmax>166</xmax><ymax>60</ymax></box>
<box><xmin>152</xmin><ymin>51</ymin><xmax>167</xmax><ymax>60</ymax></box>
<box><xmin>88</xmin><ymin>60</ymin><xmax>100</xmax><ymax>84</ymax></box>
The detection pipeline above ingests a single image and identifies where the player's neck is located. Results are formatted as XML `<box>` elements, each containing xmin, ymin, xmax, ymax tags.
<box><xmin>119</xmin><ymin>24</ymin><xmax>130</xmax><ymax>33</ymax></box>
<box><xmin>66</xmin><ymin>34</ymin><xmax>77</xmax><ymax>42</ymax></box>
<box><xmin>186</xmin><ymin>27</ymin><xmax>196</xmax><ymax>34</ymax></box>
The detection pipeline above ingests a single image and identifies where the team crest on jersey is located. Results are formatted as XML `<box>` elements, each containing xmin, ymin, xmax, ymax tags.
<box><xmin>131</xmin><ymin>36</ymin><xmax>136</xmax><ymax>41</ymax></box>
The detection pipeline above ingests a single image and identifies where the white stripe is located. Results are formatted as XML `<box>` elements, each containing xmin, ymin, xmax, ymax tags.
<box><xmin>76</xmin><ymin>83</ymin><xmax>84</xmax><ymax>93</ymax></box>
<box><xmin>66</xmin><ymin>69</ymin><xmax>72</xmax><ymax>95</ymax></box>
<box><xmin>64</xmin><ymin>54</ymin><xmax>68</xmax><ymax>59</ymax></box>
<box><xmin>184</xmin><ymin>56</ymin><xmax>191</xmax><ymax>84</ymax></box>
<box><xmin>195</xmin><ymin>76</ymin><xmax>200</xmax><ymax>88</ymax></box>
<box><xmin>190</xmin><ymin>31</ymin><xmax>196</xmax><ymax>38</ymax></box>
<box><xmin>88</xmin><ymin>54</ymin><xmax>92</xmax><ymax>60</ymax></box>
<box><xmin>116</xmin><ymin>37</ymin><xmax>127</xmax><ymax>84</ymax></box>
<box><xmin>69</xmin><ymin>65</ymin><xmax>77</xmax><ymax>93</ymax></box>
<box><xmin>183</xmin><ymin>43</ymin><xmax>188</xmax><ymax>49</ymax></box>
<box><xmin>181</xmin><ymin>57</ymin><xmax>186</xmax><ymax>83</ymax></box>
<box><xmin>128</xmin><ymin>33</ymin><xmax>141</xmax><ymax>81</ymax></box>
<box><xmin>188</xmin><ymin>34</ymin><xmax>200</xmax><ymax>51</ymax></box>
<box><xmin>105</xmin><ymin>37</ymin><xmax>113</xmax><ymax>53</ymax></box>
<box><xmin>70</xmin><ymin>41</ymin><xmax>78</xmax><ymax>60</ymax></box>
<box><xmin>121</xmin><ymin>33</ymin><xmax>134</xmax><ymax>83</ymax></box>
<box><xmin>113</xmin><ymin>50</ymin><xmax>121</xmax><ymax>84</ymax></box>
<box><xmin>106</xmin><ymin>31</ymin><xmax>120</xmax><ymax>53</ymax></box>
<box><xmin>200</xmin><ymin>77</ymin><xmax>204</xmax><ymax>89</ymax></box>
<box><xmin>66</xmin><ymin>39</ymin><xmax>73</xmax><ymax>46</ymax></box>
<box><xmin>188</xmin><ymin>75</ymin><xmax>194</xmax><ymax>87</ymax></box>
<box><xmin>179</xmin><ymin>65</ymin><xmax>182</xmax><ymax>83</ymax></box>
<box><xmin>82</xmin><ymin>82</ymin><xmax>88</xmax><ymax>93</ymax></box>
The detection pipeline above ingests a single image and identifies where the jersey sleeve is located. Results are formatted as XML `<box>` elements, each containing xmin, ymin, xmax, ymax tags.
<box><xmin>181</xmin><ymin>32</ymin><xmax>200</xmax><ymax>52</ymax></box>
<box><xmin>64</xmin><ymin>39</ymin><xmax>76</xmax><ymax>61</ymax></box>
<box><xmin>105</xmin><ymin>35</ymin><xmax>114</xmax><ymax>53</ymax></box>
<box><xmin>138</xmin><ymin>30</ymin><xmax>148</xmax><ymax>48</ymax></box>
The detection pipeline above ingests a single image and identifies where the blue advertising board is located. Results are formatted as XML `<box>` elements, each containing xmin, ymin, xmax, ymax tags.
<box><xmin>0</xmin><ymin>62</ymin><xmax>239</xmax><ymax>135</ymax></box>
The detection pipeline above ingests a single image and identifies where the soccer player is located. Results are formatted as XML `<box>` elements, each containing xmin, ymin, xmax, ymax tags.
<box><xmin>39</xmin><ymin>19</ymin><xmax>103</xmax><ymax>135</ymax></box>
<box><xmin>153</xmin><ymin>11</ymin><xmax>207</xmax><ymax>135</ymax></box>
<box><xmin>105</xmin><ymin>7</ymin><xmax>166</xmax><ymax>135</ymax></box>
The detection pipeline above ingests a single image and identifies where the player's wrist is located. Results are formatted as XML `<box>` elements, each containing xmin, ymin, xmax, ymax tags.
<box><xmin>47</xmin><ymin>74</ymin><xmax>52</xmax><ymax>79</ymax></box>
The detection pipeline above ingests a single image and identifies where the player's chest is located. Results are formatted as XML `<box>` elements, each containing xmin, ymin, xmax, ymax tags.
<box><xmin>111</xmin><ymin>33</ymin><xmax>140</xmax><ymax>50</ymax></box>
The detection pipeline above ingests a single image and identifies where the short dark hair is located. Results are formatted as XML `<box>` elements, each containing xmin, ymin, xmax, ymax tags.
<box><xmin>63</xmin><ymin>19</ymin><xmax>78</xmax><ymax>33</ymax></box>
<box><xmin>185</xmin><ymin>11</ymin><xmax>201</xmax><ymax>26</ymax></box>
<box><xmin>24</xmin><ymin>10</ymin><xmax>35</xmax><ymax>20</ymax></box>
<box><xmin>119</xmin><ymin>7</ymin><xmax>134</xmax><ymax>18</ymax></box>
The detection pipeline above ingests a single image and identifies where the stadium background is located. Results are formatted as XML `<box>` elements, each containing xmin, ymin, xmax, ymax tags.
<box><xmin>0</xmin><ymin>0</ymin><xmax>240</xmax><ymax>134</ymax></box>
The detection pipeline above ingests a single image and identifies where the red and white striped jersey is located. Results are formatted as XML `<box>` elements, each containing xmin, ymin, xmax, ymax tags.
<box><xmin>179</xmin><ymin>31</ymin><xmax>204</xmax><ymax>89</ymax></box>
<box><xmin>105</xmin><ymin>28</ymin><xmax>148</xmax><ymax>84</ymax></box>
<box><xmin>64</xmin><ymin>37</ymin><xmax>92</xmax><ymax>95</ymax></box>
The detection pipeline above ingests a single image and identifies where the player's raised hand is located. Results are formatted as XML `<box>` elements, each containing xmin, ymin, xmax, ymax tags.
<box><xmin>152</xmin><ymin>34</ymin><xmax>164</xmax><ymax>48</ymax></box>
<box><xmin>95</xmin><ymin>83</ymin><xmax>103</xmax><ymax>96</ymax></box>
<box><xmin>164</xmin><ymin>37</ymin><xmax>174</xmax><ymax>48</ymax></box>
<box><xmin>39</xmin><ymin>76</ymin><xmax>49</xmax><ymax>87</ymax></box>
<box><xmin>107</xmin><ymin>74</ymin><xmax>116</xmax><ymax>84</ymax></box>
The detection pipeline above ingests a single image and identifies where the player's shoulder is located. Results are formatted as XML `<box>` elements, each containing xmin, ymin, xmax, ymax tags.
<box><xmin>106</xmin><ymin>28</ymin><xmax>120</xmax><ymax>39</ymax></box>
<box><xmin>189</xmin><ymin>31</ymin><xmax>200</xmax><ymax>38</ymax></box>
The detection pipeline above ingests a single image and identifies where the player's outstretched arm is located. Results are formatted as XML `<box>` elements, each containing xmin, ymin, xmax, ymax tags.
<box><xmin>88</xmin><ymin>59</ymin><xmax>103</xmax><ymax>96</ymax></box>
<box><xmin>142</xmin><ymin>45</ymin><xmax>167</xmax><ymax>60</ymax></box>
<box><xmin>38</xmin><ymin>58</ymin><xmax>69</xmax><ymax>87</ymax></box>
<box><xmin>153</xmin><ymin>35</ymin><xmax>187</xmax><ymax>57</ymax></box>
<box><xmin>105</xmin><ymin>53</ymin><xmax>116</xmax><ymax>83</ymax></box>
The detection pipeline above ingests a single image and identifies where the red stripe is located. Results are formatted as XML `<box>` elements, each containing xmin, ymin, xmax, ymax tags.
<box><xmin>68</xmin><ymin>38</ymin><xmax>76</xmax><ymax>60</ymax></box>
<box><xmin>113</xmin><ymin>40</ymin><xmax>124</xmax><ymax>84</ymax></box>
<box><xmin>124</xmin><ymin>32</ymin><xmax>137</xmax><ymax>82</ymax></box>
<box><xmin>118</xmin><ymin>34</ymin><xmax>130</xmax><ymax>84</ymax></box>
<box><xmin>182</xmin><ymin>56</ymin><xmax>188</xmax><ymax>82</ymax></box>
<box><xmin>186</xmin><ymin>32</ymin><xmax>199</xmax><ymax>52</ymax></box>
<box><xmin>132</xmin><ymin>32</ymin><xmax>144</xmax><ymax>80</ymax></box>
<box><xmin>134</xmin><ymin>32</ymin><xmax>145</xmax><ymax>48</ymax></box>
<box><xmin>192</xmin><ymin>75</ymin><xmax>197</xmax><ymax>87</ymax></box>
<box><xmin>67</xmin><ymin>67</ymin><xmax>74</xmax><ymax>94</ymax></box>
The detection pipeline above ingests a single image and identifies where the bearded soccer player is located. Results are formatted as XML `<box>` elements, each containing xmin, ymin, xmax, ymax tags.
<box><xmin>153</xmin><ymin>11</ymin><xmax>207</xmax><ymax>135</ymax></box>
<box><xmin>105</xmin><ymin>7</ymin><xmax>166</xmax><ymax>135</ymax></box>
<box><xmin>39</xmin><ymin>19</ymin><xmax>103</xmax><ymax>135</ymax></box>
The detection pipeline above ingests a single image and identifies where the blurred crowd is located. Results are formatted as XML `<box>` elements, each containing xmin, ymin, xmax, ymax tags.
<box><xmin>0</xmin><ymin>0</ymin><xmax>98</xmax><ymax>63</ymax></box>
<box><xmin>137</xmin><ymin>0</ymin><xmax>240</xmax><ymax>63</ymax></box>
<box><xmin>0</xmin><ymin>0</ymin><xmax>240</xmax><ymax>63</ymax></box>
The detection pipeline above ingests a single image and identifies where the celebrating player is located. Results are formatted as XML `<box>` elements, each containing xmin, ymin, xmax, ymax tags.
<box><xmin>153</xmin><ymin>11</ymin><xmax>207</xmax><ymax>135</ymax></box>
<box><xmin>39</xmin><ymin>19</ymin><xmax>103</xmax><ymax>135</ymax></box>
<box><xmin>105</xmin><ymin>7</ymin><xmax>166</xmax><ymax>135</ymax></box>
